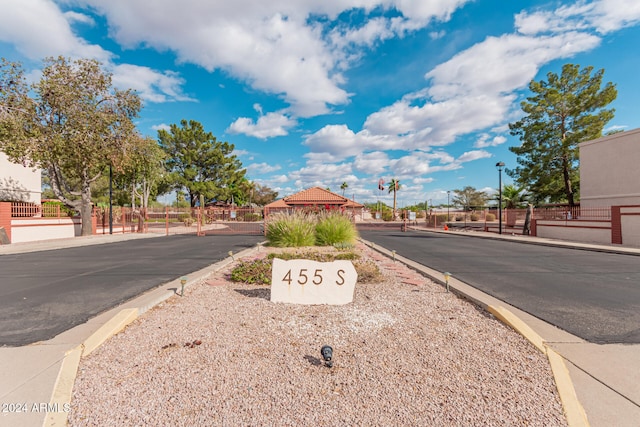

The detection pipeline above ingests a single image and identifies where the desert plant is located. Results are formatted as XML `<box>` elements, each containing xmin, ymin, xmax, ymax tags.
<box><xmin>315</xmin><ymin>211</ymin><xmax>358</xmax><ymax>246</ymax></box>
<box><xmin>266</xmin><ymin>211</ymin><xmax>316</xmax><ymax>247</ymax></box>
<box><xmin>470</xmin><ymin>213</ymin><xmax>480</xmax><ymax>221</ymax></box>
<box><xmin>485</xmin><ymin>213</ymin><xmax>496</xmax><ymax>221</ymax></box>
<box><xmin>455</xmin><ymin>214</ymin><xmax>464</xmax><ymax>221</ymax></box>
<box><xmin>230</xmin><ymin>258</ymin><xmax>272</xmax><ymax>285</ymax></box>
<box><xmin>353</xmin><ymin>259</ymin><xmax>383</xmax><ymax>283</ymax></box>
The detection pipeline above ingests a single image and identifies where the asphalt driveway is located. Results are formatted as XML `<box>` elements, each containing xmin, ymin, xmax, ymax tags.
<box><xmin>0</xmin><ymin>234</ymin><xmax>263</xmax><ymax>346</ymax></box>
<box><xmin>359</xmin><ymin>229</ymin><xmax>640</xmax><ymax>344</ymax></box>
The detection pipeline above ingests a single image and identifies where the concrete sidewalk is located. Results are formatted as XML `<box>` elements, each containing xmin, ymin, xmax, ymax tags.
<box><xmin>1</xmin><ymin>230</ymin><xmax>639</xmax><ymax>426</ymax></box>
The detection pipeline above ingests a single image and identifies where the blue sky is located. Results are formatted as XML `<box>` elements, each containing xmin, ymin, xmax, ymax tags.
<box><xmin>2</xmin><ymin>1</ymin><xmax>639</xmax><ymax>207</ymax></box>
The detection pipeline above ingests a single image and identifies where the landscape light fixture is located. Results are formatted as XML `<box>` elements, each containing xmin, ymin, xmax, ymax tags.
<box><xmin>444</xmin><ymin>272</ymin><xmax>451</xmax><ymax>293</ymax></box>
<box><xmin>321</xmin><ymin>345</ymin><xmax>333</xmax><ymax>368</ymax></box>
<box><xmin>180</xmin><ymin>276</ymin><xmax>187</xmax><ymax>296</ymax></box>
<box><xmin>496</xmin><ymin>162</ymin><xmax>505</xmax><ymax>235</ymax></box>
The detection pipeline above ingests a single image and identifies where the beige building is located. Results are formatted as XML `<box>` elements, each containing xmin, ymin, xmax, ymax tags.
<box><xmin>0</xmin><ymin>152</ymin><xmax>41</xmax><ymax>203</ymax></box>
<box><xmin>579</xmin><ymin>128</ymin><xmax>640</xmax><ymax>208</ymax></box>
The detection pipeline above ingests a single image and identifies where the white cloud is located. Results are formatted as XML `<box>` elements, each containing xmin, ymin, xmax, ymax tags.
<box><xmin>151</xmin><ymin>123</ymin><xmax>171</xmax><ymax>132</ymax></box>
<box><xmin>352</xmin><ymin>151</ymin><xmax>389</xmax><ymax>175</ymax></box>
<box><xmin>245</xmin><ymin>162</ymin><xmax>282</xmax><ymax>174</ymax></box>
<box><xmin>304</xmin><ymin>6</ymin><xmax>604</xmax><ymax>161</ymax></box>
<box><xmin>474</xmin><ymin>134</ymin><xmax>507</xmax><ymax>148</ymax></box>
<box><xmin>56</xmin><ymin>0</ymin><xmax>472</xmax><ymax>117</ymax></box>
<box><xmin>227</xmin><ymin>112</ymin><xmax>297</xmax><ymax>139</ymax></box>
<box><xmin>0</xmin><ymin>0</ymin><xmax>111</xmax><ymax>62</ymax></box>
<box><xmin>456</xmin><ymin>150</ymin><xmax>492</xmax><ymax>163</ymax></box>
<box><xmin>516</xmin><ymin>0</ymin><xmax>640</xmax><ymax>36</ymax></box>
<box><xmin>288</xmin><ymin>162</ymin><xmax>353</xmax><ymax>188</ymax></box>
<box><xmin>64</xmin><ymin>11</ymin><xmax>95</xmax><ymax>26</ymax></box>
<box><xmin>0</xmin><ymin>0</ymin><xmax>193</xmax><ymax>104</ymax></box>
<box><xmin>112</xmin><ymin>64</ymin><xmax>195</xmax><ymax>103</ymax></box>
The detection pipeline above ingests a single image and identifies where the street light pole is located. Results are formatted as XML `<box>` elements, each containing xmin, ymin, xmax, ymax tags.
<box><xmin>496</xmin><ymin>162</ymin><xmax>505</xmax><ymax>234</ymax></box>
<box><xmin>109</xmin><ymin>164</ymin><xmax>113</xmax><ymax>235</ymax></box>
<box><xmin>447</xmin><ymin>190</ymin><xmax>451</xmax><ymax>222</ymax></box>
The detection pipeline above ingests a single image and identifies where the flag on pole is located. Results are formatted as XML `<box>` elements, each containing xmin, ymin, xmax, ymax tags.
<box><xmin>378</xmin><ymin>178</ymin><xmax>384</xmax><ymax>191</ymax></box>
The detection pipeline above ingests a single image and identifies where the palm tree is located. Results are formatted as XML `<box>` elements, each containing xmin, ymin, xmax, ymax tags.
<box><xmin>500</xmin><ymin>184</ymin><xmax>527</xmax><ymax>209</ymax></box>
<box><xmin>340</xmin><ymin>181</ymin><xmax>348</xmax><ymax>196</ymax></box>
<box><xmin>388</xmin><ymin>178</ymin><xmax>400</xmax><ymax>220</ymax></box>
<box><xmin>497</xmin><ymin>184</ymin><xmax>527</xmax><ymax>227</ymax></box>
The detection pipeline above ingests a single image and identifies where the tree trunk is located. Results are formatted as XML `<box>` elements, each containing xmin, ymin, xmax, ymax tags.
<box><xmin>80</xmin><ymin>180</ymin><xmax>93</xmax><ymax>236</ymax></box>
<box><xmin>393</xmin><ymin>191</ymin><xmax>397</xmax><ymax>221</ymax></box>
<box><xmin>562</xmin><ymin>155</ymin><xmax>575</xmax><ymax>207</ymax></box>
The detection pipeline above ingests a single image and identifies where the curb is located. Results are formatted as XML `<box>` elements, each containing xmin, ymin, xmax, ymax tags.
<box><xmin>42</xmin><ymin>244</ymin><xmax>261</xmax><ymax>427</ymax></box>
<box><xmin>361</xmin><ymin>238</ymin><xmax>590</xmax><ymax>427</ymax></box>
<box><xmin>488</xmin><ymin>306</ymin><xmax>589</xmax><ymax>427</ymax></box>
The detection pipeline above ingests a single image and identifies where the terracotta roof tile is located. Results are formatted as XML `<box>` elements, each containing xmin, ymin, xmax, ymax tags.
<box><xmin>264</xmin><ymin>186</ymin><xmax>364</xmax><ymax>209</ymax></box>
<box><xmin>284</xmin><ymin>187</ymin><xmax>347</xmax><ymax>204</ymax></box>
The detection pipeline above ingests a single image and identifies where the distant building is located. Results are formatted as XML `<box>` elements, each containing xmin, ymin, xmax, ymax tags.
<box><xmin>0</xmin><ymin>152</ymin><xmax>41</xmax><ymax>203</ymax></box>
<box><xmin>265</xmin><ymin>186</ymin><xmax>364</xmax><ymax>219</ymax></box>
<box><xmin>579</xmin><ymin>128</ymin><xmax>640</xmax><ymax>208</ymax></box>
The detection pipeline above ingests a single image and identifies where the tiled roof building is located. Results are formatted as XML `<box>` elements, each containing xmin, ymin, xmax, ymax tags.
<box><xmin>264</xmin><ymin>186</ymin><xmax>364</xmax><ymax>210</ymax></box>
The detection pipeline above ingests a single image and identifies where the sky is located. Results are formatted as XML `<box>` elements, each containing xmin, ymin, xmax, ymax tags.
<box><xmin>1</xmin><ymin>0</ymin><xmax>640</xmax><ymax>207</ymax></box>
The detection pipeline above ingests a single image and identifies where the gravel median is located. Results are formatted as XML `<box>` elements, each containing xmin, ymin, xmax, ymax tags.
<box><xmin>70</xmin><ymin>244</ymin><xmax>567</xmax><ymax>426</ymax></box>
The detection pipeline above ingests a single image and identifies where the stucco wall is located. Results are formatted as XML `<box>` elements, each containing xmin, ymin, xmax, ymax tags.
<box><xmin>10</xmin><ymin>218</ymin><xmax>80</xmax><ymax>243</ymax></box>
<box><xmin>620</xmin><ymin>206</ymin><xmax>640</xmax><ymax>247</ymax></box>
<box><xmin>535</xmin><ymin>220</ymin><xmax>612</xmax><ymax>245</ymax></box>
<box><xmin>579</xmin><ymin>128</ymin><xmax>640</xmax><ymax>208</ymax></box>
<box><xmin>0</xmin><ymin>152</ymin><xmax>42</xmax><ymax>203</ymax></box>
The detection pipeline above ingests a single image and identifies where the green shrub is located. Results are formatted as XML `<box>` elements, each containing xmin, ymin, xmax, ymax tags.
<box><xmin>230</xmin><ymin>258</ymin><xmax>272</xmax><ymax>285</ymax></box>
<box><xmin>241</xmin><ymin>213</ymin><xmax>262</xmax><ymax>222</ymax></box>
<box><xmin>470</xmin><ymin>213</ymin><xmax>480</xmax><ymax>221</ymax></box>
<box><xmin>315</xmin><ymin>211</ymin><xmax>358</xmax><ymax>246</ymax></box>
<box><xmin>266</xmin><ymin>211</ymin><xmax>316</xmax><ymax>247</ymax></box>
<box><xmin>485</xmin><ymin>213</ymin><xmax>496</xmax><ymax>221</ymax></box>
<box><xmin>178</xmin><ymin>213</ymin><xmax>194</xmax><ymax>226</ymax></box>
<box><xmin>455</xmin><ymin>214</ymin><xmax>464</xmax><ymax>221</ymax></box>
<box><xmin>381</xmin><ymin>210</ymin><xmax>394</xmax><ymax>221</ymax></box>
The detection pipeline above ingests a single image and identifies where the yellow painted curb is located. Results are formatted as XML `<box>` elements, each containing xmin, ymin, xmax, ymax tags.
<box><xmin>487</xmin><ymin>305</ymin><xmax>546</xmax><ymax>353</ymax></box>
<box><xmin>547</xmin><ymin>347</ymin><xmax>590</xmax><ymax>427</ymax></box>
<box><xmin>43</xmin><ymin>345</ymin><xmax>82</xmax><ymax>427</ymax></box>
<box><xmin>82</xmin><ymin>308</ymin><xmax>139</xmax><ymax>357</ymax></box>
<box><xmin>488</xmin><ymin>305</ymin><xmax>589</xmax><ymax>427</ymax></box>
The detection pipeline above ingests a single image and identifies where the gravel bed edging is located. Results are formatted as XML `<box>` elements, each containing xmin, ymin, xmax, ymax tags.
<box><xmin>56</xmin><ymin>242</ymin><xmax>571</xmax><ymax>425</ymax></box>
<box><xmin>43</xmin><ymin>245</ymin><xmax>262</xmax><ymax>427</ymax></box>
<box><xmin>364</xmin><ymin>239</ymin><xmax>587</xmax><ymax>426</ymax></box>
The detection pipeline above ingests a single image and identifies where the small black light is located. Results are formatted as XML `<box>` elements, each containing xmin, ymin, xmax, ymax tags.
<box><xmin>321</xmin><ymin>345</ymin><xmax>333</xmax><ymax>367</ymax></box>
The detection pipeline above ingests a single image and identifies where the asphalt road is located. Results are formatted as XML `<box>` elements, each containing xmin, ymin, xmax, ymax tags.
<box><xmin>359</xmin><ymin>229</ymin><xmax>640</xmax><ymax>344</ymax></box>
<box><xmin>0</xmin><ymin>234</ymin><xmax>263</xmax><ymax>346</ymax></box>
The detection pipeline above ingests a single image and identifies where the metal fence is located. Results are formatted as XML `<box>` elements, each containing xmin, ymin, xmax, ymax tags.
<box><xmin>102</xmin><ymin>206</ymin><xmax>266</xmax><ymax>236</ymax></box>
<box><xmin>10</xmin><ymin>202</ymin><xmax>70</xmax><ymax>218</ymax></box>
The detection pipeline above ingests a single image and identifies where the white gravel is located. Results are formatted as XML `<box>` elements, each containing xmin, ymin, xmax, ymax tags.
<box><xmin>70</xmin><ymin>244</ymin><xmax>567</xmax><ymax>426</ymax></box>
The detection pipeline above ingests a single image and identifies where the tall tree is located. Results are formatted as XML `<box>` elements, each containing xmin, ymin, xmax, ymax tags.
<box><xmin>340</xmin><ymin>181</ymin><xmax>348</xmax><ymax>196</ymax></box>
<box><xmin>498</xmin><ymin>184</ymin><xmax>528</xmax><ymax>209</ymax></box>
<box><xmin>387</xmin><ymin>178</ymin><xmax>400</xmax><ymax>219</ymax></box>
<box><xmin>158</xmin><ymin>120</ymin><xmax>245</xmax><ymax>207</ymax></box>
<box><xmin>0</xmin><ymin>57</ymin><xmax>142</xmax><ymax>235</ymax></box>
<box><xmin>452</xmin><ymin>186</ymin><xmax>488</xmax><ymax>211</ymax></box>
<box><xmin>508</xmin><ymin>64</ymin><xmax>617</xmax><ymax>206</ymax></box>
<box><xmin>250</xmin><ymin>183</ymin><xmax>278</xmax><ymax>206</ymax></box>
